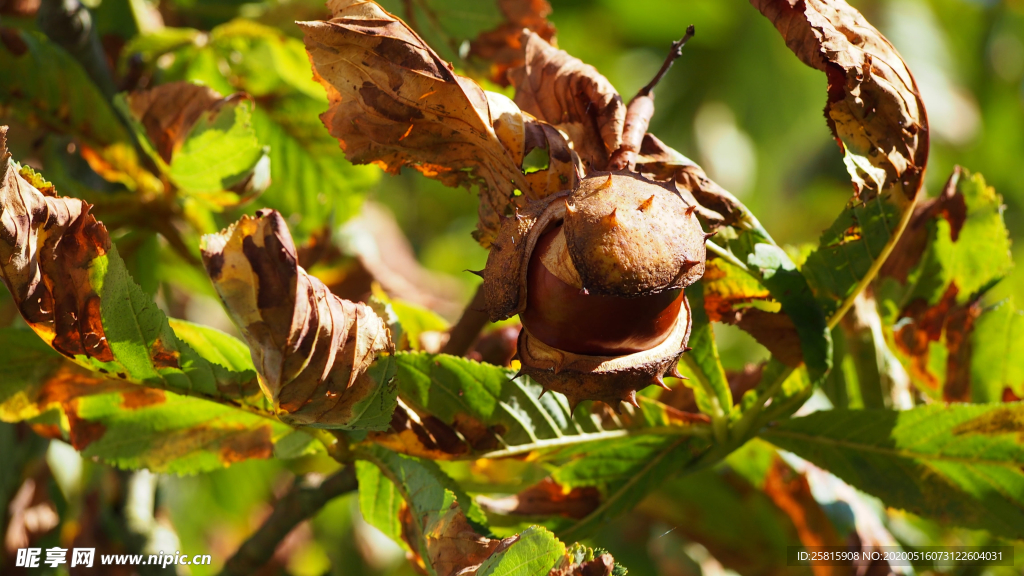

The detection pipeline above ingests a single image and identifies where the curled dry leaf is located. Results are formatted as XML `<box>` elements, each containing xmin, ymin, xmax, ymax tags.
<box><xmin>752</xmin><ymin>0</ymin><xmax>929</xmax><ymax>311</ymax></box>
<box><xmin>1</xmin><ymin>126</ymin><xmax>262</xmax><ymax>402</ymax></box>
<box><xmin>0</xmin><ymin>131</ymin><xmax>113</xmax><ymax>363</ymax></box>
<box><xmin>752</xmin><ymin>0</ymin><xmax>927</xmax><ymax>202</ymax></box>
<box><xmin>301</xmin><ymin>0</ymin><xmax>581</xmax><ymax>246</ymax></box>
<box><xmin>201</xmin><ymin>209</ymin><xmax>396</xmax><ymax>428</ymax></box>
<box><xmin>509</xmin><ymin>32</ymin><xmax>625</xmax><ymax>171</ymax></box>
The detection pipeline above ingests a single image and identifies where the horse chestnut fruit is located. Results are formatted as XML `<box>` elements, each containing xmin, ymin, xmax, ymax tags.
<box><xmin>481</xmin><ymin>172</ymin><xmax>710</xmax><ymax>410</ymax></box>
<box><xmin>521</xmin><ymin>224</ymin><xmax>684</xmax><ymax>356</ymax></box>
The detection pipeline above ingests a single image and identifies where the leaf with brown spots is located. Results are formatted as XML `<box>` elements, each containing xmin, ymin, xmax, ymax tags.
<box><xmin>874</xmin><ymin>169</ymin><xmax>1013</xmax><ymax>402</ymax></box>
<box><xmin>201</xmin><ymin>209</ymin><xmax>398</xmax><ymax>429</ymax></box>
<box><xmin>357</xmin><ymin>445</ymin><xmax>624</xmax><ymax>576</ymax></box>
<box><xmin>0</xmin><ymin>327</ymin><xmax>307</xmax><ymax>474</ymax></box>
<box><xmin>762</xmin><ymin>404</ymin><xmax>1024</xmax><ymax>541</ymax></box>
<box><xmin>365</xmin><ymin>352</ymin><xmax>710</xmax><ymax>461</ymax></box>
<box><xmin>0</xmin><ymin>126</ymin><xmax>265</xmax><ymax>410</ymax></box>
<box><xmin>300</xmin><ymin>1</ymin><xmax>581</xmax><ymax>246</ymax></box>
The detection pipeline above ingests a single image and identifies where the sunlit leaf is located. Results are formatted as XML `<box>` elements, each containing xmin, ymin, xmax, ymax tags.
<box><xmin>300</xmin><ymin>1</ymin><xmax>581</xmax><ymax>245</ymax></box>
<box><xmin>119</xmin><ymin>82</ymin><xmax>270</xmax><ymax>209</ymax></box>
<box><xmin>359</xmin><ymin>444</ymin><xmax>623</xmax><ymax>576</ymax></box>
<box><xmin>367</xmin><ymin>352</ymin><xmax>711</xmax><ymax>461</ymax></box>
<box><xmin>762</xmin><ymin>404</ymin><xmax>1024</xmax><ymax>540</ymax></box>
<box><xmin>874</xmin><ymin>169</ymin><xmax>1013</xmax><ymax>401</ymax></box>
<box><xmin>122</xmin><ymin>20</ymin><xmax>381</xmax><ymax>239</ymax></box>
<box><xmin>0</xmin><ymin>129</ymin><xmax>264</xmax><ymax>409</ymax></box>
<box><xmin>0</xmin><ymin>328</ymin><xmax>305</xmax><ymax>474</ymax></box>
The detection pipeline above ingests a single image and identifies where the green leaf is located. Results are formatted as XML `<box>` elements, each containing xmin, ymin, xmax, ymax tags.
<box><xmin>476</xmin><ymin>526</ymin><xmax>565</xmax><ymax>576</ymax></box>
<box><xmin>92</xmin><ymin>244</ymin><xmax>264</xmax><ymax>406</ymax></box>
<box><xmin>682</xmin><ymin>281</ymin><xmax>732</xmax><ymax>419</ymax></box>
<box><xmin>0</xmin><ymin>149</ymin><xmax>266</xmax><ymax>412</ymax></box>
<box><xmin>167</xmin><ymin>319</ymin><xmax>255</xmax><ymax>374</ymax></box>
<box><xmin>906</xmin><ymin>171</ymin><xmax>1011</xmax><ymax>308</ymax></box>
<box><xmin>168</xmin><ymin>97</ymin><xmax>267</xmax><ymax>195</ymax></box>
<box><xmin>383</xmin><ymin>352</ymin><xmax>711</xmax><ymax>460</ymax></box>
<box><xmin>0</xmin><ymin>29</ymin><xmax>130</xmax><ymax>150</ymax></box>
<box><xmin>970</xmin><ymin>299</ymin><xmax>1024</xmax><ymax>403</ymax></box>
<box><xmin>124</xmin><ymin>20</ymin><xmax>381</xmax><ymax>238</ymax></box>
<box><xmin>341</xmin><ymin>355</ymin><xmax>401</xmax><ymax>432</ymax></box>
<box><xmin>711</xmin><ymin>231</ymin><xmax>832</xmax><ymax>382</ymax></box>
<box><xmin>358</xmin><ymin>444</ymin><xmax>489</xmax><ymax>530</ymax></box>
<box><xmin>356</xmin><ymin>460</ymin><xmax>409</xmax><ymax>551</ymax></box>
<box><xmin>69</xmin><ymin>387</ymin><xmax>295</xmax><ymax>475</ymax></box>
<box><xmin>803</xmin><ymin>197</ymin><xmax>906</xmax><ymax>315</ymax></box>
<box><xmin>552</xmin><ymin>434</ymin><xmax>712</xmax><ymax>541</ymax></box>
<box><xmin>358</xmin><ymin>445</ymin><xmax>621</xmax><ymax>576</ymax></box>
<box><xmin>873</xmin><ymin>169</ymin><xmax>1014</xmax><ymax>402</ymax></box>
<box><xmin>761</xmin><ymin>404</ymin><xmax>1024</xmax><ymax>540</ymax></box>
<box><xmin>0</xmin><ymin>29</ymin><xmax>161</xmax><ymax>194</ymax></box>
<box><xmin>374</xmin><ymin>286</ymin><xmax>450</xmax><ymax>351</ymax></box>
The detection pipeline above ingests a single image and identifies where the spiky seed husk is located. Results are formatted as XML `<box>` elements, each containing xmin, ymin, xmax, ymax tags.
<box><xmin>563</xmin><ymin>172</ymin><xmax>707</xmax><ymax>296</ymax></box>
<box><xmin>515</xmin><ymin>297</ymin><xmax>692</xmax><ymax>411</ymax></box>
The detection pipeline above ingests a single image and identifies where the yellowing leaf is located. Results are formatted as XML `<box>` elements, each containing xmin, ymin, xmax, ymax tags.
<box><xmin>0</xmin><ymin>126</ymin><xmax>263</xmax><ymax>407</ymax></box>
<box><xmin>201</xmin><ymin>209</ymin><xmax>397</xmax><ymax>429</ymax></box>
<box><xmin>300</xmin><ymin>1</ymin><xmax>581</xmax><ymax>245</ymax></box>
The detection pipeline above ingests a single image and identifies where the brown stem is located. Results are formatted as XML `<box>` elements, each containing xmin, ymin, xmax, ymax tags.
<box><xmin>607</xmin><ymin>26</ymin><xmax>695</xmax><ymax>172</ymax></box>
<box><xmin>218</xmin><ymin>466</ymin><xmax>357</xmax><ymax>576</ymax></box>
<box><xmin>440</xmin><ymin>285</ymin><xmax>489</xmax><ymax>357</ymax></box>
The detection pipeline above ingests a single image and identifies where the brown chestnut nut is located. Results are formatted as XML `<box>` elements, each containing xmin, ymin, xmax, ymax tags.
<box><xmin>521</xmin><ymin>224</ymin><xmax>684</xmax><ymax>356</ymax></box>
<box><xmin>481</xmin><ymin>172</ymin><xmax>710</xmax><ymax>410</ymax></box>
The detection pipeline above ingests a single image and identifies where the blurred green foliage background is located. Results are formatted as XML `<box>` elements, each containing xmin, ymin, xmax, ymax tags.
<box><xmin>1</xmin><ymin>0</ymin><xmax>1023</xmax><ymax>574</ymax></box>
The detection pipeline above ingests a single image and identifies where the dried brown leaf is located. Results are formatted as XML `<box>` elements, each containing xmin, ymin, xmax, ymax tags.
<box><xmin>508</xmin><ymin>32</ymin><xmax>625</xmax><ymax>171</ymax></box>
<box><xmin>201</xmin><ymin>209</ymin><xmax>394</xmax><ymax>427</ymax></box>
<box><xmin>751</xmin><ymin>0</ymin><xmax>927</xmax><ymax>202</ymax></box>
<box><xmin>0</xmin><ymin>127</ymin><xmax>114</xmax><ymax>363</ymax></box>
<box><xmin>301</xmin><ymin>1</ymin><xmax>580</xmax><ymax>245</ymax></box>
<box><xmin>477</xmin><ymin>477</ymin><xmax>600</xmax><ymax>520</ymax></box>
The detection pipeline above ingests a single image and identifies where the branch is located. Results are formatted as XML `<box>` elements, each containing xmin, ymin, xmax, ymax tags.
<box><xmin>37</xmin><ymin>0</ymin><xmax>117</xmax><ymax>99</ymax></box>
<box><xmin>440</xmin><ymin>284</ymin><xmax>489</xmax><ymax>357</ymax></box>
<box><xmin>608</xmin><ymin>26</ymin><xmax>695</xmax><ymax>171</ymax></box>
<box><xmin>218</xmin><ymin>466</ymin><xmax>358</xmax><ymax>576</ymax></box>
